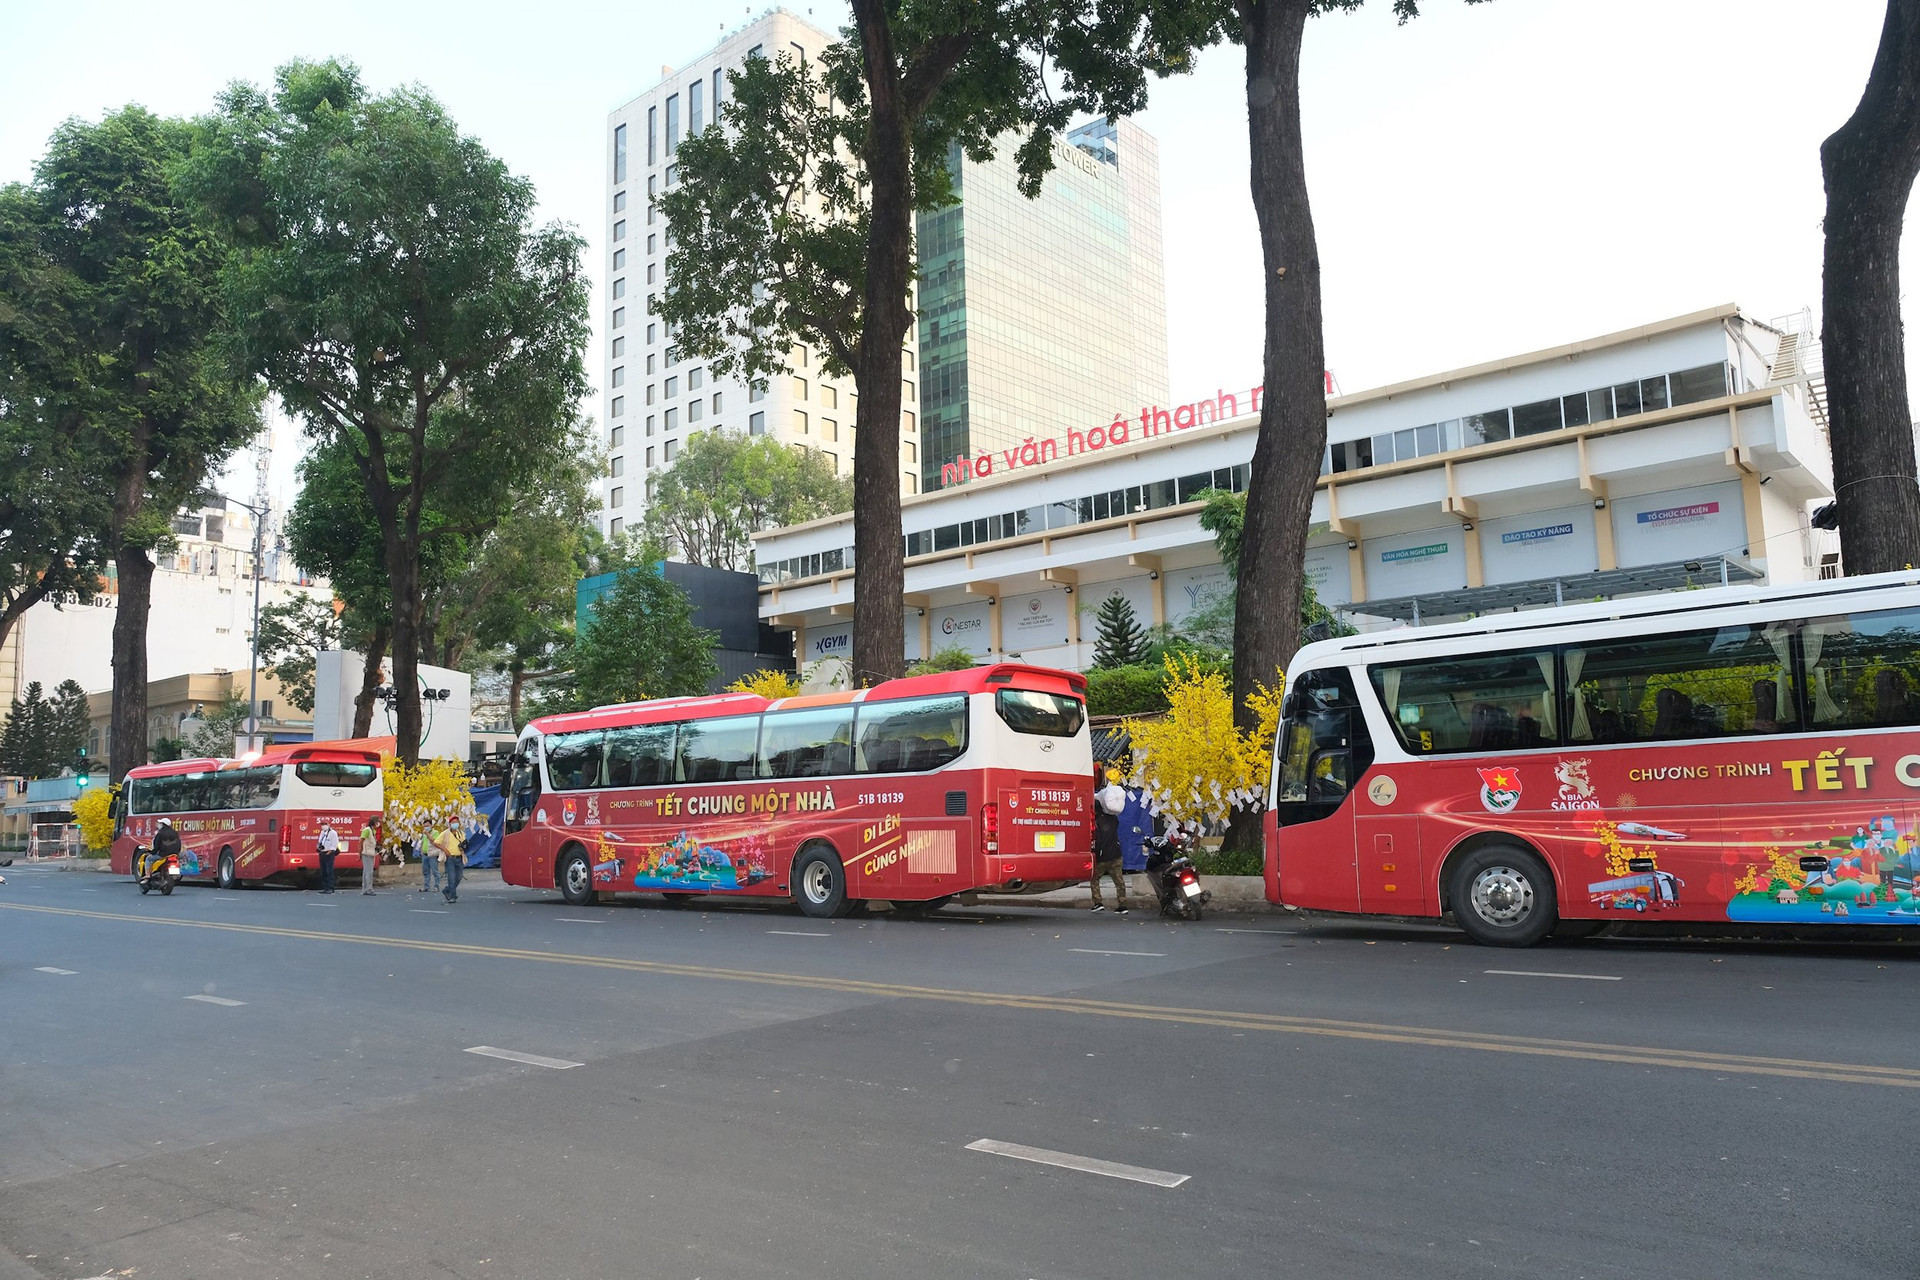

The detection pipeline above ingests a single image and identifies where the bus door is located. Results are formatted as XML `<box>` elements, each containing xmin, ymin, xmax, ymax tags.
<box><xmin>1272</xmin><ymin>667</ymin><xmax>1373</xmax><ymax>911</ymax></box>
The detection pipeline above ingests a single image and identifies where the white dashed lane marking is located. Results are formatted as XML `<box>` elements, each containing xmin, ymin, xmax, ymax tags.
<box><xmin>1069</xmin><ymin>948</ymin><xmax>1166</xmax><ymax>957</ymax></box>
<box><xmin>185</xmin><ymin>994</ymin><xmax>246</xmax><ymax>1007</ymax></box>
<box><xmin>465</xmin><ymin>1045</ymin><xmax>582</xmax><ymax>1070</ymax></box>
<box><xmin>34</xmin><ymin>966</ymin><xmax>77</xmax><ymax>975</ymax></box>
<box><xmin>1484</xmin><ymin>969</ymin><xmax>1623</xmax><ymax>982</ymax></box>
<box><xmin>965</xmin><ymin>1139</ymin><xmax>1190</xmax><ymax>1188</ymax></box>
<box><xmin>766</xmin><ymin>930</ymin><xmax>830</xmax><ymax>938</ymax></box>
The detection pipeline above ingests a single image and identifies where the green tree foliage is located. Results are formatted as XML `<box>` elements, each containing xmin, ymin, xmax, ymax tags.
<box><xmin>187</xmin><ymin>60</ymin><xmax>590</xmax><ymax>763</ymax></box>
<box><xmin>183</xmin><ymin>691</ymin><xmax>249</xmax><ymax>757</ymax></box>
<box><xmin>253</xmin><ymin>595</ymin><xmax>342</xmax><ymax>715</ymax></box>
<box><xmin>1091</xmin><ymin>593</ymin><xmax>1150</xmax><ymax>668</ymax></box>
<box><xmin>0</xmin><ymin>679</ymin><xmax>91</xmax><ymax>777</ymax></box>
<box><xmin>538</xmin><ymin>559</ymin><xmax>718</xmax><ymax>714</ymax></box>
<box><xmin>1192</xmin><ymin>487</ymin><xmax>1350</xmax><ymax>646</ymax></box>
<box><xmin>905</xmin><ymin>646</ymin><xmax>977</xmax><ymax>676</ymax></box>
<box><xmin>1</xmin><ymin>106</ymin><xmax>263</xmax><ymax>780</ymax></box>
<box><xmin>661</xmin><ymin>4</ymin><xmax>1190</xmax><ymax>683</ymax></box>
<box><xmin>645</xmin><ymin>431</ymin><xmax>852</xmax><ymax>571</ymax></box>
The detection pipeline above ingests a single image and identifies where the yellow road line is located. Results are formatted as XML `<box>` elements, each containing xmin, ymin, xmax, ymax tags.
<box><xmin>6</xmin><ymin>900</ymin><xmax>1915</xmax><ymax>1089</ymax></box>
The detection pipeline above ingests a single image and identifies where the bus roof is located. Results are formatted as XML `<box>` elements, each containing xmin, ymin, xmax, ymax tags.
<box><xmin>122</xmin><ymin>742</ymin><xmax>385</xmax><ymax>780</ymax></box>
<box><xmin>528</xmin><ymin>662</ymin><xmax>1088</xmax><ymax>735</ymax></box>
<box><xmin>1290</xmin><ymin>568</ymin><xmax>1920</xmax><ymax>672</ymax></box>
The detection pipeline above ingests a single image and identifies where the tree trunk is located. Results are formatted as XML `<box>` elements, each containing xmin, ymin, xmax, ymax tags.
<box><xmin>1822</xmin><ymin>0</ymin><xmax>1920</xmax><ymax>574</ymax></box>
<box><xmin>0</xmin><ymin>575</ymin><xmax>59</xmax><ymax>661</ymax></box>
<box><xmin>848</xmin><ymin>0</ymin><xmax>913</xmax><ymax>685</ymax></box>
<box><xmin>1225</xmin><ymin>0</ymin><xmax>1324</xmax><ymax>853</ymax></box>
<box><xmin>109</xmin><ymin>544</ymin><xmax>154</xmax><ymax>779</ymax></box>
<box><xmin>384</xmin><ymin>545</ymin><xmax>424</xmax><ymax>765</ymax></box>
<box><xmin>352</xmin><ymin>626</ymin><xmax>389</xmax><ymax>739</ymax></box>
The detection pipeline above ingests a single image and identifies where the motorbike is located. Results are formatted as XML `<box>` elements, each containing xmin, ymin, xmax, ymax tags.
<box><xmin>133</xmin><ymin>844</ymin><xmax>181</xmax><ymax>896</ymax></box>
<box><xmin>1143</xmin><ymin>831</ymin><xmax>1211</xmax><ymax>921</ymax></box>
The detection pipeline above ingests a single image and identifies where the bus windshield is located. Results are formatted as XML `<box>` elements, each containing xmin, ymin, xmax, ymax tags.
<box><xmin>995</xmin><ymin>689</ymin><xmax>1085</xmax><ymax>737</ymax></box>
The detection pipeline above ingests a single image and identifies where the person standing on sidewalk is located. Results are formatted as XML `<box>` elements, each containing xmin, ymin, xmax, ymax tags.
<box><xmin>1090</xmin><ymin>767</ymin><xmax>1128</xmax><ymax>914</ymax></box>
<box><xmin>316</xmin><ymin>822</ymin><xmax>341</xmax><ymax>894</ymax></box>
<box><xmin>434</xmin><ymin>821</ymin><xmax>466</xmax><ymax>904</ymax></box>
<box><xmin>359</xmin><ymin>816</ymin><xmax>380</xmax><ymax>895</ymax></box>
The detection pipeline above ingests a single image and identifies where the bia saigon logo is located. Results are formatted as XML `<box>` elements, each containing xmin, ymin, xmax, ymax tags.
<box><xmin>1551</xmin><ymin>758</ymin><xmax>1600</xmax><ymax>812</ymax></box>
<box><xmin>1477</xmin><ymin>766</ymin><xmax>1522</xmax><ymax>815</ymax></box>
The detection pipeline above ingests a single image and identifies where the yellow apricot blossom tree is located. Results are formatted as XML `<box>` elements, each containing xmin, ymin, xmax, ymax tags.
<box><xmin>1123</xmin><ymin>654</ymin><xmax>1283</xmax><ymax>834</ymax></box>
<box><xmin>381</xmin><ymin>756</ymin><xmax>480</xmax><ymax>849</ymax></box>
<box><xmin>728</xmin><ymin>669</ymin><xmax>801</xmax><ymax>699</ymax></box>
<box><xmin>73</xmin><ymin>784</ymin><xmax>118</xmax><ymax>854</ymax></box>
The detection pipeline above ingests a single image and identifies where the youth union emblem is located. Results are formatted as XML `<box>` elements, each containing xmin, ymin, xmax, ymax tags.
<box><xmin>1477</xmin><ymin>766</ymin><xmax>1522</xmax><ymax>815</ymax></box>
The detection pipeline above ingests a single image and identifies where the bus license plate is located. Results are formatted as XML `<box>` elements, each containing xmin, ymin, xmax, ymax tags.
<box><xmin>1035</xmin><ymin>831</ymin><xmax>1064</xmax><ymax>852</ymax></box>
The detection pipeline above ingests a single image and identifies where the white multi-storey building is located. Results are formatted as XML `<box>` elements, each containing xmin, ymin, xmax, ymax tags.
<box><xmin>600</xmin><ymin>8</ymin><xmax>922</xmax><ymax>536</ymax></box>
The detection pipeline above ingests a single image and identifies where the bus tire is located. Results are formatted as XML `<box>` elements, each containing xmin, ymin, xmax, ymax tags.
<box><xmin>218</xmin><ymin>850</ymin><xmax>238</xmax><ymax>891</ymax></box>
<box><xmin>793</xmin><ymin>845</ymin><xmax>849</xmax><ymax>919</ymax></box>
<box><xmin>557</xmin><ymin>846</ymin><xmax>597</xmax><ymax>907</ymax></box>
<box><xmin>1448</xmin><ymin>844</ymin><xmax>1557</xmax><ymax>947</ymax></box>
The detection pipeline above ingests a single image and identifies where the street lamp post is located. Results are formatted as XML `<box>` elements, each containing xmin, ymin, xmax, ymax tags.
<box><xmin>199</xmin><ymin>490</ymin><xmax>269</xmax><ymax>754</ymax></box>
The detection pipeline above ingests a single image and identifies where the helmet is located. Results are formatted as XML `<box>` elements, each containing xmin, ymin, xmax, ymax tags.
<box><xmin>158</xmin><ymin>817</ymin><xmax>172</xmax><ymax>827</ymax></box>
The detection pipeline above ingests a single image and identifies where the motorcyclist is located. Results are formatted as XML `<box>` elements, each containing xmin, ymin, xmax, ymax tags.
<box><xmin>141</xmin><ymin>817</ymin><xmax>182</xmax><ymax>879</ymax></box>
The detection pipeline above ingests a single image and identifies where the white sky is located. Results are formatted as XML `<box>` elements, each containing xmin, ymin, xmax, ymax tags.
<box><xmin>1</xmin><ymin>0</ymin><xmax>1906</xmax><ymax>508</ymax></box>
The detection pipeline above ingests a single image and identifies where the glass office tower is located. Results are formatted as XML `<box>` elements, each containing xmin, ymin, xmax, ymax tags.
<box><xmin>917</xmin><ymin>117</ymin><xmax>1170</xmax><ymax>491</ymax></box>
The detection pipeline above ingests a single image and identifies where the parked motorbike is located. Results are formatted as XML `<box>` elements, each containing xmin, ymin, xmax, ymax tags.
<box><xmin>133</xmin><ymin>845</ymin><xmax>181</xmax><ymax>896</ymax></box>
<box><xmin>1143</xmin><ymin>832</ymin><xmax>1211</xmax><ymax>921</ymax></box>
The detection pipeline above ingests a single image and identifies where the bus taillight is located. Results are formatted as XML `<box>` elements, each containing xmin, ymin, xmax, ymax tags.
<box><xmin>981</xmin><ymin>802</ymin><xmax>999</xmax><ymax>856</ymax></box>
<box><xmin>280</xmin><ymin>821</ymin><xmax>292</xmax><ymax>860</ymax></box>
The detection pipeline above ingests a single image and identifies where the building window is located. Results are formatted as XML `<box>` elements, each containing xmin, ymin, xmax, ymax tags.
<box><xmin>612</xmin><ymin>307</ymin><xmax>625</xmax><ymax>329</ymax></box>
<box><xmin>904</xmin><ymin>440</ymin><xmax>916</xmax><ymax>463</ymax></box>
<box><xmin>902</xmin><ymin>378</ymin><xmax>915</xmax><ymax>402</ymax></box>
<box><xmin>611</xmin><ymin>366</ymin><xmax>625</xmax><ymax>388</ymax></box>
<box><xmin>665</xmin><ymin>407</ymin><xmax>678</xmax><ymax>431</ymax></box>
<box><xmin>613</xmin><ymin>248</ymin><xmax>625</xmax><ymax>270</ymax></box>
<box><xmin>749</xmin><ymin>379</ymin><xmax>767</xmax><ymax>403</ymax></box>
<box><xmin>647</xmin><ymin>106</ymin><xmax>657</xmax><ymax>165</ymax></box>
<box><xmin>821</xmin><ymin>385</ymin><xmax>837</xmax><ymax>409</ymax></box>
<box><xmin>666</xmin><ymin>164</ymin><xmax>677</xmax><ymax>187</ymax></box>
<box><xmin>791</xmin><ymin>41</ymin><xmax>806</xmax><ymax>64</ymax></box>
<box><xmin>664</xmin><ymin>375</ymin><xmax>678</xmax><ymax>399</ymax></box>
<box><xmin>646</xmin><ymin>414</ymin><xmax>655</xmax><ymax>437</ymax></box>
<box><xmin>614</xmin><ymin>123</ymin><xmax>628</xmax><ymax>183</ymax></box>
<box><xmin>904</xmin><ymin>472</ymin><xmax>917</xmax><ymax>494</ymax></box>
<box><xmin>610</xmin><ymin>517</ymin><xmax>624</xmax><ymax>536</ymax></box>
<box><xmin>794</xmin><ymin>410</ymin><xmax>808</xmax><ymax>434</ymax></box>
<box><xmin>613</xmin><ymin>220</ymin><xmax>626</xmax><ymax>241</ymax></box>
<box><xmin>645</xmin><ymin>353</ymin><xmax>655</xmax><ymax>374</ymax></box>
<box><xmin>793</xmin><ymin>376</ymin><xmax>808</xmax><ymax>400</ymax></box>
<box><xmin>665</xmin><ymin>438</ymin><xmax>679</xmax><ymax>462</ymax></box>
<box><xmin>823</xmin><ymin>450</ymin><xmax>838</xmax><ymax>470</ymax></box>
<box><xmin>689</xmin><ymin>367</ymin><xmax>704</xmax><ymax>390</ymax></box>
<box><xmin>612</xmin><ymin>277</ymin><xmax>625</xmax><ymax>299</ymax></box>
<box><xmin>665</xmin><ymin>346</ymin><xmax>680</xmax><ymax>368</ymax></box>
<box><xmin>903</xmin><ymin>410</ymin><xmax>916</xmax><ymax>432</ymax></box>
<box><xmin>613</xmin><ymin>190</ymin><xmax>627</xmax><ymax>213</ymax></box>
<box><xmin>609</xmin><ymin>486</ymin><xmax>624</xmax><ymax>509</ymax></box>
<box><xmin>611</xmin><ymin>395</ymin><xmax>625</xmax><ymax>417</ymax></box>
<box><xmin>610</xmin><ymin>455</ymin><xmax>624</xmax><ymax>478</ymax></box>
<box><xmin>794</xmin><ymin>345</ymin><xmax>809</xmax><ymax>368</ymax></box>
<box><xmin>749</xmin><ymin>411</ymin><xmax>765</xmax><ymax>436</ymax></box>
<box><xmin>665</xmin><ymin>95</ymin><xmax>679</xmax><ymax>156</ymax></box>
<box><xmin>713</xmin><ymin>68</ymin><xmax>724</xmax><ymax>121</ymax></box>
<box><xmin>903</xmin><ymin>348</ymin><xmax>914</xmax><ymax>372</ymax></box>
<box><xmin>645</xmin><ymin>384</ymin><xmax>655</xmax><ymax>405</ymax></box>
<box><xmin>688</xmin><ymin>399</ymin><xmax>704</xmax><ymax>422</ymax></box>
<box><xmin>611</xmin><ymin>336</ymin><xmax>624</xmax><ymax>357</ymax></box>
<box><xmin>644</xmin><ymin>323</ymin><xmax>654</xmax><ymax>345</ymax></box>
<box><xmin>646</xmin><ymin>262</ymin><xmax>656</xmax><ymax>285</ymax></box>
<box><xmin>610</xmin><ymin>425</ymin><xmax>624</xmax><ymax>446</ymax></box>
<box><xmin>749</xmin><ymin>44</ymin><xmax>762</xmax><ymax>58</ymax></box>
<box><xmin>712</xmin><ymin>391</ymin><xmax>723</xmax><ymax>414</ymax></box>
<box><xmin>646</xmin><ymin>233</ymin><xmax>656</xmax><ymax>255</ymax></box>
<box><xmin>689</xmin><ymin>78</ymin><xmax>703</xmax><ymax>134</ymax></box>
<box><xmin>821</xmin><ymin>418</ymin><xmax>837</xmax><ymax>441</ymax></box>
<box><xmin>646</xmin><ymin>446</ymin><xmax>655</xmax><ymax>467</ymax></box>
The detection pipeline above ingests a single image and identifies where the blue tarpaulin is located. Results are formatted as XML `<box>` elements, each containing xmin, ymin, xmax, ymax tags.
<box><xmin>463</xmin><ymin>785</ymin><xmax>507</xmax><ymax>868</ymax></box>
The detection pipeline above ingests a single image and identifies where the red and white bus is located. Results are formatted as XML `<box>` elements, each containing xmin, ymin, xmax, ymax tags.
<box><xmin>110</xmin><ymin>745</ymin><xmax>384</xmax><ymax>889</ymax></box>
<box><xmin>500</xmin><ymin>664</ymin><xmax>1095</xmax><ymax>916</ymax></box>
<box><xmin>1265</xmin><ymin>570</ymin><xmax>1920</xmax><ymax>945</ymax></box>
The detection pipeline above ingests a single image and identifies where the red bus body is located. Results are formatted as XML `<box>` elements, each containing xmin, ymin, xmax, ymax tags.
<box><xmin>1265</xmin><ymin>571</ymin><xmax>1920</xmax><ymax>938</ymax></box>
<box><xmin>110</xmin><ymin>745</ymin><xmax>384</xmax><ymax>887</ymax></box>
<box><xmin>501</xmin><ymin>665</ymin><xmax>1095</xmax><ymax>907</ymax></box>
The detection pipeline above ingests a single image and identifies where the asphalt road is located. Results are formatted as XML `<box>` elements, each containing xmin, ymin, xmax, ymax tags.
<box><xmin>1</xmin><ymin>862</ymin><xmax>1915</xmax><ymax>1280</ymax></box>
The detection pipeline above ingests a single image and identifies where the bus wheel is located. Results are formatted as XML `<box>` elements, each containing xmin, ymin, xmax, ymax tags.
<box><xmin>1449</xmin><ymin>845</ymin><xmax>1557</xmax><ymax>947</ymax></box>
<box><xmin>794</xmin><ymin>846</ymin><xmax>848</xmax><ymax>919</ymax></box>
<box><xmin>558</xmin><ymin>847</ymin><xmax>597</xmax><ymax>907</ymax></box>
<box><xmin>218</xmin><ymin>850</ymin><xmax>238</xmax><ymax>891</ymax></box>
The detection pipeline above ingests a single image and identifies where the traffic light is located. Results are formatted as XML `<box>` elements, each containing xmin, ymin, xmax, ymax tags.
<box><xmin>75</xmin><ymin>747</ymin><xmax>89</xmax><ymax>789</ymax></box>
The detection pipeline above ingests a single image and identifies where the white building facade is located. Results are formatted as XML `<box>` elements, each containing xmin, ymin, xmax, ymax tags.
<box><xmin>754</xmin><ymin>306</ymin><xmax>1836</xmax><ymax>670</ymax></box>
<box><xmin>600</xmin><ymin>9</ymin><xmax>921</xmax><ymax>536</ymax></box>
